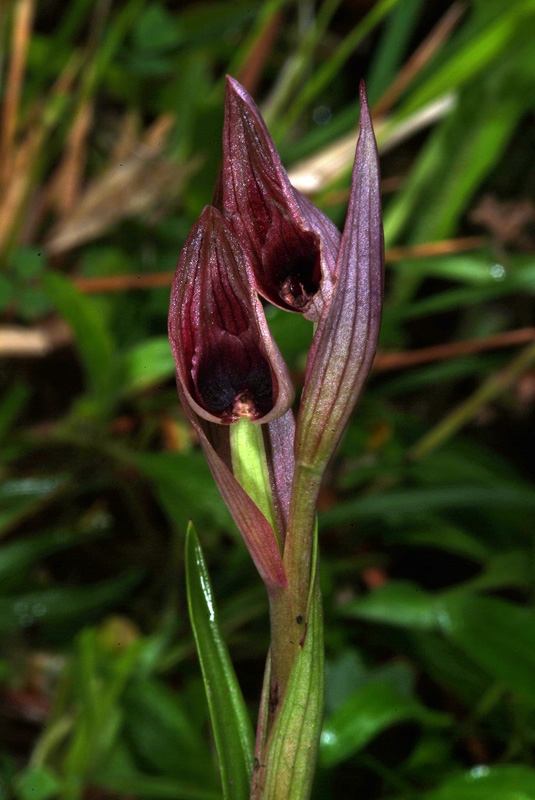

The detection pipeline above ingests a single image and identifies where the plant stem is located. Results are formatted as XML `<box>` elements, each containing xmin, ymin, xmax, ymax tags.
<box><xmin>253</xmin><ymin>553</ymin><xmax>324</xmax><ymax>800</ymax></box>
<box><xmin>283</xmin><ymin>461</ymin><xmax>323</xmax><ymax>624</ymax></box>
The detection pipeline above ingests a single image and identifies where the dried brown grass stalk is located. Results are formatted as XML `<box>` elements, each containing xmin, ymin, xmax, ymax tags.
<box><xmin>0</xmin><ymin>0</ymin><xmax>36</xmax><ymax>188</ymax></box>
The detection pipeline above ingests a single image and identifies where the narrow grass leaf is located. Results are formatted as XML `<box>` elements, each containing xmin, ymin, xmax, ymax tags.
<box><xmin>0</xmin><ymin>571</ymin><xmax>141</xmax><ymax>634</ymax></box>
<box><xmin>400</xmin><ymin>0</ymin><xmax>535</xmax><ymax>116</ymax></box>
<box><xmin>43</xmin><ymin>272</ymin><xmax>115</xmax><ymax>402</ymax></box>
<box><xmin>366</xmin><ymin>0</ymin><xmax>426</xmax><ymax>102</ymax></box>
<box><xmin>276</xmin><ymin>0</ymin><xmax>403</xmax><ymax>138</ymax></box>
<box><xmin>186</xmin><ymin>522</ymin><xmax>254</xmax><ymax>800</ymax></box>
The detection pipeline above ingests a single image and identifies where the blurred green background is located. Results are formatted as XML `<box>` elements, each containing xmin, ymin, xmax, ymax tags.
<box><xmin>2</xmin><ymin>0</ymin><xmax>535</xmax><ymax>797</ymax></box>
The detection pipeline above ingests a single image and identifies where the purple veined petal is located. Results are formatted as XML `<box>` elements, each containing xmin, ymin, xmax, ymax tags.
<box><xmin>168</xmin><ymin>205</ymin><xmax>294</xmax><ymax>425</ymax></box>
<box><xmin>176</xmin><ymin>380</ymin><xmax>288</xmax><ymax>594</ymax></box>
<box><xmin>219</xmin><ymin>76</ymin><xmax>341</xmax><ymax>322</ymax></box>
<box><xmin>295</xmin><ymin>81</ymin><xmax>384</xmax><ymax>471</ymax></box>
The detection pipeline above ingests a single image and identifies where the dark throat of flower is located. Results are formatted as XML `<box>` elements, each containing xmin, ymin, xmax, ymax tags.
<box><xmin>261</xmin><ymin>214</ymin><xmax>322</xmax><ymax>313</ymax></box>
<box><xmin>195</xmin><ymin>340</ymin><xmax>275</xmax><ymax>423</ymax></box>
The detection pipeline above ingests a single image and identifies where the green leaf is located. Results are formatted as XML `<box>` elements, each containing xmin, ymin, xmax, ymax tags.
<box><xmin>175</xmin><ymin>0</ymin><xmax>261</xmax><ymax>49</ymax></box>
<box><xmin>320</xmin><ymin>484</ymin><xmax>535</xmax><ymax>526</ymax></box>
<box><xmin>400</xmin><ymin>1</ymin><xmax>535</xmax><ymax>116</ymax></box>
<box><xmin>133</xmin><ymin>3</ymin><xmax>181</xmax><ymax>52</ymax></box>
<box><xmin>0</xmin><ymin>475</ymin><xmax>68</xmax><ymax>537</ymax></box>
<box><xmin>185</xmin><ymin>523</ymin><xmax>254</xmax><ymax>800</ymax></box>
<box><xmin>325</xmin><ymin>649</ymin><xmax>415</xmax><ymax>715</ymax></box>
<box><xmin>0</xmin><ymin>384</ymin><xmax>30</xmax><ymax>441</ymax></box>
<box><xmin>0</xmin><ymin>274</ymin><xmax>16</xmax><ymax>310</ymax></box>
<box><xmin>425</xmin><ymin>764</ymin><xmax>535</xmax><ymax>800</ymax></box>
<box><xmin>13</xmin><ymin>766</ymin><xmax>60</xmax><ymax>800</ymax></box>
<box><xmin>0</xmin><ymin>572</ymin><xmax>141</xmax><ymax>634</ymax></box>
<box><xmin>136</xmin><ymin>451</ymin><xmax>230</xmax><ymax>530</ymax></box>
<box><xmin>340</xmin><ymin>580</ymin><xmax>440</xmax><ymax>630</ymax></box>
<box><xmin>438</xmin><ymin>594</ymin><xmax>535</xmax><ymax>704</ymax></box>
<box><xmin>122</xmin><ymin>677</ymin><xmax>211</xmax><ymax>781</ymax></box>
<box><xmin>412</xmin><ymin>631</ymin><xmax>492</xmax><ymax>704</ymax></box>
<box><xmin>43</xmin><ymin>272</ymin><xmax>116</xmax><ymax>403</ymax></box>
<box><xmin>460</xmin><ymin>549</ymin><xmax>532</xmax><ymax>592</ymax></box>
<box><xmin>10</xmin><ymin>246</ymin><xmax>46</xmax><ymax>279</ymax></box>
<box><xmin>395</xmin><ymin>520</ymin><xmax>490</xmax><ymax>561</ymax></box>
<box><xmin>320</xmin><ymin>680</ymin><xmax>450</xmax><ymax>767</ymax></box>
<box><xmin>342</xmin><ymin>583</ymin><xmax>535</xmax><ymax>705</ymax></box>
<box><xmin>120</xmin><ymin>336</ymin><xmax>175</xmax><ymax>395</ymax></box>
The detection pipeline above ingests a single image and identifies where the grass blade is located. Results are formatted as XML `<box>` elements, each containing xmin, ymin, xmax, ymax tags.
<box><xmin>43</xmin><ymin>271</ymin><xmax>115</xmax><ymax>405</ymax></box>
<box><xmin>185</xmin><ymin>522</ymin><xmax>254</xmax><ymax>800</ymax></box>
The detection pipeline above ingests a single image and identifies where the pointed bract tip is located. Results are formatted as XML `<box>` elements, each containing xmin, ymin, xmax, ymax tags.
<box><xmin>225</xmin><ymin>74</ymin><xmax>250</xmax><ymax>104</ymax></box>
<box><xmin>359</xmin><ymin>80</ymin><xmax>370</xmax><ymax>119</ymax></box>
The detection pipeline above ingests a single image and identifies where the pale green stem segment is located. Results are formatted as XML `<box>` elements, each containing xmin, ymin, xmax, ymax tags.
<box><xmin>230</xmin><ymin>418</ymin><xmax>280</xmax><ymax>549</ymax></box>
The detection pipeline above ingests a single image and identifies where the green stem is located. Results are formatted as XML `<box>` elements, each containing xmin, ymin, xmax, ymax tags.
<box><xmin>253</xmin><ymin>544</ymin><xmax>324</xmax><ymax>800</ymax></box>
<box><xmin>283</xmin><ymin>461</ymin><xmax>323</xmax><ymax>624</ymax></box>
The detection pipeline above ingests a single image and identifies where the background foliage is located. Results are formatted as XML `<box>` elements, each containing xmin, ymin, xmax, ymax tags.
<box><xmin>1</xmin><ymin>0</ymin><xmax>535</xmax><ymax>798</ymax></box>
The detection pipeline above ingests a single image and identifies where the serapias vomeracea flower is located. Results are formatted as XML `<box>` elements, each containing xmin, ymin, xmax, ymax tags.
<box><xmin>168</xmin><ymin>204</ymin><xmax>294</xmax><ymax>426</ymax></box>
<box><xmin>168</xmin><ymin>204</ymin><xmax>290</xmax><ymax>594</ymax></box>
<box><xmin>215</xmin><ymin>77</ymin><xmax>342</xmax><ymax>322</ymax></box>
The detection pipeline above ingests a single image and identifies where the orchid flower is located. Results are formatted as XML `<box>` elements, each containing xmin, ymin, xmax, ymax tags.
<box><xmin>216</xmin><ymin>77</ymin><xmax>341</xmax><ymax>322</ymax></box>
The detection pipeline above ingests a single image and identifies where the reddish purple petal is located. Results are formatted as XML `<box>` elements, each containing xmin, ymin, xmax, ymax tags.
<box><xmin>295</xmin><ymin>82</ymin><xmax>384</xmax><ymax>470</ymax></box>
<box><xmin>169</xmin><ymin>205</ymin><xmax>294</xmax><ymax>425</ymax></box>
<box><xmin>219</xmin><ymin>76</ymin><xmax>341</xmax><ymax>322</ymax></box>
